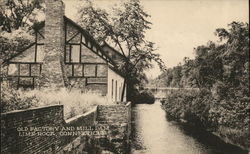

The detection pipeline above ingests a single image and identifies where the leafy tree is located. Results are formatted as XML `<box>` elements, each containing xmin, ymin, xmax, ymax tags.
<box><xmin>0</xmin><ymin>0</ymin><xmax>45</xmax><ymax>62</ymax></box>
<box><xmin>0</xmin><ymin>28</ymin><xmax>33</xmax><ymax>61</ymax></box>
<box><xmin>155</xmin><ymin>21</ymin><xmax>249</xmax><ymax>92</ymax></box>
<box><xmin>159</xmin><ymin>22</ymin><xmax>249</xmax><ymax>148</ymax></box>
<box><xmin>0</xmin><ymin>0</ymin><xmax>44</xmax><ymax>32</ymax></box>
<box><xmin>77</xmin><ymin>0</ymin><xmax>166</xmax><ymax>101</ymax></box>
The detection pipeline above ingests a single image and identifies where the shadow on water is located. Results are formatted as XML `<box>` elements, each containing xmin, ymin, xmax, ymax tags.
<box><xmin>169</xmin><ymin>120</ymin><xmax>248</xmax><ymax>154</ymax></box>
<box><xmin>131</xmin><ymin>102</ymin><xmax>248</xmax><ymax>154</ymax></box>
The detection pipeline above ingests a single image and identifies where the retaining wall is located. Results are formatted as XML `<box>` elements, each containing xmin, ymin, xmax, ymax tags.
<box><xmin>61</xmin><ymin>102</ymin><xmax>131</xmax><ymax>154</ymax></box>
<box><xmin>1</xmin><ymin>105</ymin><xmax>64</xmax><ymax>154</ymax></box>
<box><xmin>1</xmin><ymin>102</ymin><xmax>131</xmax><ymax>154</ymax></box>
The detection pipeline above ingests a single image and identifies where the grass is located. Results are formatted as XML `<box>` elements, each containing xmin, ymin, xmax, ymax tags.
<box><xmin>1</xmin><ymin>85</ymin><xmax>109</xmax><ymax>119</ymax></box>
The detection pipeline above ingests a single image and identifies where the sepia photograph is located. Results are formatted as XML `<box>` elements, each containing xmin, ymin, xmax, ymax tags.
<box><xmin>0</xmin><ymin>0</ymin><xmax>249</xmax><ymax>153</ymax></box>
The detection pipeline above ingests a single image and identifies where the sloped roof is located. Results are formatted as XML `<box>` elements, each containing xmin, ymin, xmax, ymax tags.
<box><xmin>2</xmin><ymin>43</ymin><xmax>36</xmax><ymax>65</ymax></box>
<box><xmin>2</xmin><ymin>16</ymin><xmax>126</xmax><ymax>78</ymax></box>
<box><xmin>101</xmin><ymin>41</ymin><xmax>127</xmax><ymax>60</ymax></box>
<box><xmin>64</xmin><ymin>16</ymin><xmax>117</xmax><ymax>66</ymax></box>
<box><xmin>2</xmin><ymin>16</ymin><xmax>115</xmax><ymax>65</ymax></box>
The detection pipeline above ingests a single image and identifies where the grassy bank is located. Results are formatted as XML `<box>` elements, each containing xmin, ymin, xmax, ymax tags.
<box><xmin>1</xmin><ymin>84</ymin><xmax>109</xmax><ymax>119</ymax></box>
<box><xmin>161</xmin><ymin>89</ymin><xmax>250</xmax><ymax>151</ymax></box>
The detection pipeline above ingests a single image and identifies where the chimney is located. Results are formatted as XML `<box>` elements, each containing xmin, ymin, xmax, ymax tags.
<box><xmin>39</xmin><ymin>0</ymin><xmax>66</xmax><ymax>89</ymax></box>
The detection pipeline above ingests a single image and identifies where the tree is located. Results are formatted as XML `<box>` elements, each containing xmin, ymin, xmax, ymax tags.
<box><xmin>0</xmin><ymin>0</ymin><xmax>45</xmax><ymax>61</ymax></box>
<box><xmin>0</xmin><ymin>28</ymin><xmax>34</xmax><ymax>61</ymax></box>
<box><xmin>0</xmin><ymin>0</ymin><xmax>44</xmax><ymax>32</ymax></box>
<box><xmin>77</xmin><ymin>0</ymin><xmax>166</xmax><ymax>101</ymax></box>
<box><xmin>154</xmin><ymin>21</ymin><xmax>249</xmax><ymax>92</ymax></box>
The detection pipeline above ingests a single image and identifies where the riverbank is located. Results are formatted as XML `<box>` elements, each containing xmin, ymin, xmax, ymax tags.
<box><xmin>131</xmin><ymin>102</ymin><xmax>248</xmax><ymax>154</ymax></box>
<box><xmin>163</xmin><ymin>107</ymin><xmax>249</xmax><ymax>153</ymax></box>
<box><xmin>160</xmin><ymin>89</ymin><xmax>250</xmax><ymax>152</ymax></box>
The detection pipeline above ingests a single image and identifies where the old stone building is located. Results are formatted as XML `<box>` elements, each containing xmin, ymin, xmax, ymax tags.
<box><xmin>1</xmin><ymin>0</ymin><xmax>126</xmax><ymax>102</ymax></box>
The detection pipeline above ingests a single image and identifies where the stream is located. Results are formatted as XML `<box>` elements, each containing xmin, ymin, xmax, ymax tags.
<box><xmin>131</xmin><ymin>101</ymin><xmax>248</xmax><ymax>154</ymax></box>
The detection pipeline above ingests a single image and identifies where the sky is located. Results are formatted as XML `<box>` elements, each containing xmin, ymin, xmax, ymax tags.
<box><xmin>63</xmin><ymin>0</ymin><xmax>249</xmax><ymax>79</ymax></box>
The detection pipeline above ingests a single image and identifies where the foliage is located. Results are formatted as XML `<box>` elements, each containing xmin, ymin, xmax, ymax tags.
<box><xmin>77</xmin><ymin>0</ymin><xmax>166</xmax><ymax>101</ymax></box>
<box><xmin>0</xmin><ymin>0</ymin><xmax>45</xmax><ymax>61</ymax></box>
<box><xmin>130</xmin><ymin>89</ymin><xmax>155</xmax><ymax>104</ymax></box>
<box><xmin>162</xmin><ymin>89</ymin><xmax>249</xmax><ymax>148</ymax></box>
<box><xmin>0</xmin><ymin>28</ymin><xmax>33</xmax><ymax>61</ymax></box>
<box><xmin>160</xmin><ymin>22</ymin><xmax>249</xmax><ymax>149</ymax></box>
<box><xmin>1</xmin><ymin>84</ymin><xmax>109</xmax><ymax>119</ymax></box>
<box><xmin>0</xmin><ymin>0</ymin><xmax>45</xmax><ymax>32</ymax></box>
<box><xmin>30</xmin><ymin>88</ymin><xmax>109</xmax><ymax>119</ymax></box>
<box><xmin>1</xmin><ymin>82</ymin><xmax>39</xmax><ymax>113</ymax></box>
<box><xmin>154</xmin><ymin>22</ymin><xmax>249</xmax><ymax>91</ymax></box>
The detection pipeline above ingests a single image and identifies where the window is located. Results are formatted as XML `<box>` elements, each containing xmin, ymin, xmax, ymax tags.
<box><xmin>71</xmin><ymin>45</ymin><xmax>80</xmax><ymax>62</ymax></box>
<box><xmin>81</xmin><ymin>35</ymin><xmax>86</xmax><ymax>44</ymax></box>
<box><xmin>93</xmin><ymin>46</ymin><xmax>97</xmax><ymax>52</ymax></box>
<box><xmin>73</xmin><ymin>64</ymin><xmax>83</xmax><ymax>76</ymax></box>
<box><xmin>97</xmin><ymin>65</ymin><xmax>107</xmax><ymax>77</ymax></box>
<box><xmin>36</xmin><ymin>45</ymin><xmax>44</xmax><ymax>62</ymax></box>
<box><xmin>111</xmin><ymin>79</ymin><xmax>114</xmax><ymax>99</ymax></box>
<box><xmin>84</xmin><ymin>64</ymin><xmax>96</xmax><ymax>77</ymax></box>
<box><xmin>20</xmin><ymin>64</ymin><xmax>29</xmax><ymax>76</ymax></box>
<box><xmin>65</xmin><ymin>45</ymin><xmax>71</xmax><ymax>63</ymax></box>
<box><xmin>115</xmin><ymin>80</ymin><xmax>117</xmax><ymax>102</ymax></box>
<box><xmin>65</xmin><ymin>44</ymin><xmax>81</xmax><ymax>63</ymax></box>
<box><xmin>8</xmin><ymin>64</ymin><xmax>18</xmax><ymax>76</ymax></box>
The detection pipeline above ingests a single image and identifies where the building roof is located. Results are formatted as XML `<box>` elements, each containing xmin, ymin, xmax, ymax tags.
<box><xmin>2</xmin><ymin>16</ymin><xmax>126</xmax><ymax>78</ymax></box>
<box><xmin>64</xmin><ymin>16</ymin><xmax>117</xmax><ymax>66</ymax></box>
<box><xmin>3</xmin><ymin>16</ymin><xmax>116</xmax><ymax>64</ymax></box>
<box><xmin>101</xmin><ymin>41</ymin><xmax>127</xmax><ymax>60</ymax></box>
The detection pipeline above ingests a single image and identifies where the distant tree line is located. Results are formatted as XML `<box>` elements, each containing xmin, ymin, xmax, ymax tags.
<box><xmin>160</xmin><ymin>22</ymin><xmax>249</xmax><ymax>149</ymax></box>
<box><xmin>155</xmin><ymin>22</ymin><xmax>249</xmax><ymax>92</ymax></box>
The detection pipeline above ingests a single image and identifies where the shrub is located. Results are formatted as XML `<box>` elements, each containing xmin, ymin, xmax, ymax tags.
<box><xmin>161</xmin><ymin>88</ymin><xmax>250</xmax><ymax>149</ymax></box>
<box><xmin>31</xmin><ymin>88</ymin><xmax>109</xmax><ymax>119</ymax></box>
<box><xmin>1</xmin><ymin>85</ymin><xmax>109</xmax><ymax>119</ymax></box>
<box><xmin>131</xmin><ymin>89</ymin><xmax>155</xmax><ymax>104</ymax></box>
<box><xmin>1</xmin><ymin>83</ymin><xmax>39</xmax><ymax>113</ymax></box>
<box><xmin>0</xmin><ymin>28</ymin><xmax>33</xmax><ymax>60</ymax></box>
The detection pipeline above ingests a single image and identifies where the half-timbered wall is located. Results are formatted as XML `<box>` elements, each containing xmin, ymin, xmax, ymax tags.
<box><xmin>4</xmin><ymin>27</ymin><xmax>45</xmax><ymax>89</ymax></box>
<box><xmin>2</xmin><ymin>17</ymin><xmax>126</xmax><ymax>98</ymax></box>
<box><xmin>102</xmin><ymin>44</ymin><xmax>126</xmax><ymax>66</ymax></box>
<box><xmin>64</xmin><ymin>21</ymin><xmax>109</xmax><ymax>95</ymax></box>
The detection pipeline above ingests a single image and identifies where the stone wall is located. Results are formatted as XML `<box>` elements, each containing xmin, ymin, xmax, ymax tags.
<box><xmin>97</xmin><ymin>102</ymin><xmax>131</xmax><ymax>153</ymax></box>
<box><xmin>1</xmin><ymin>103</ymin><xmax>131</xmax><ymax>154</ymax></box>
<box><xmin>60</xmin><ymin>102</ymin><xmax>132</xmax><ymax>154</ymax></box>
<box><xmin>1</xmin><ymin>105</ymin><xmax>64</xmax><ymax>154</ymax></box>
<box><xmin>59</xmin><ymin>107</ymin><xmax>98</xmax><ymax>152</ymax></box>
<box><xmin>97</xmin><ymin>104</ymin><xmax>130</xmax><ymax>124</ymax></box>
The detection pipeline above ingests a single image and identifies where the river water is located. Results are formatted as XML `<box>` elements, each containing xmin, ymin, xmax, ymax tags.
<box><xmin>131</xmin><ymin>101</ymin><xmax>248</xmax><ymax>154</ymax></box>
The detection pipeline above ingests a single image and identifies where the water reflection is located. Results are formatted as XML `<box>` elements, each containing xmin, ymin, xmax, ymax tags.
<box><xmin>131</xmin><ymin>101</ymin><xmax>248</xmax><ymax>154</ymax></box>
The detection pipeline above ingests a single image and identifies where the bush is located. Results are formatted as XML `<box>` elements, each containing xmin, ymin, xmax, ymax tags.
<box><xmin>131</xmin><ymin>89</ymin><xmax>155</xmax><ymax>104</ymax></box>
<box><xmin>1</xmin><ymin>84</ymin><xmax>109</xmax><ymax>119</ymax></box>
<box><xmin>1</xmin><ymin>83</ymin><xmax>39</xmax><ymax>113</ymax></box>
<box><xmin>0</xmin><ymin>28</ymin><xmax>33</xmax><ymax>60</ymax></box>
<box><xmin>161</xmin><ymin>88</ymin><xmax>250</xmax><ymax>149</ymax></box>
